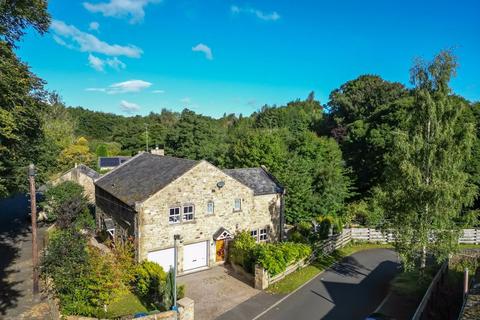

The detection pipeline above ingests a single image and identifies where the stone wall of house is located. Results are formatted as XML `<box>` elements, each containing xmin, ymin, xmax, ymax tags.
<box><xmin>53</xmin><ymin>165</ymin><xmax>98</xmax><ymax>202</ymax></box>
<box><xmin>139</xmin><ymin>161</ymin><xmax>281</xmax><ymax>273</ymax></box>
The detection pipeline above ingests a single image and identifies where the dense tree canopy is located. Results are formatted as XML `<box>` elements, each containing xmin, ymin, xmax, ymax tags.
<box><xmin>326</xmin><ymin>75</ymin><xmax>410</xmax><ymax>197</ymax></box>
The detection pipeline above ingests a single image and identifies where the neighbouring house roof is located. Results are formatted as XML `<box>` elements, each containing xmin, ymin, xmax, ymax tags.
<box><xmin>95</xmin><ymin>153</ymin><xmax>199</xmax><ymax>206</ymax></box>
<box><xmin>75</xmin><ymin>164</ymin><xmax>101</xmax><ymax>179</ymax></box>
<box><xmin>224</xmin><ymin>167</ymin><xmax>284</xmax><ymax>196</ymax></box>
<box><xmin>99</xmin><ymin>156</ymin><xmax>131</xmax><ymax>168</ymax></box>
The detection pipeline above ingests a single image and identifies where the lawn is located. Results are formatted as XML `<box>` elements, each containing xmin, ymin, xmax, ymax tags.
<box><xmin>105</xmin><ymin>290</ymin><xmax>148</xmax><ymax>318</ymax></box>
<box><xmin>267</xmin><ymin>242</ymin><xmax>392</xmax><ymax>294</ymax></box>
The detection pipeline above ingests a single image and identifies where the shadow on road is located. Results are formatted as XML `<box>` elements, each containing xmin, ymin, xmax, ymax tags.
<box><xmin>327</xmin><ymin>255</ymin><xmax>372</xmax><ymax>278</ymax></box>
<box><xmin>0</xmin><ymin>194</ymin><xmax>31</xmax><ymax>316</ymax></box>
<box><xmin>321</xmin><ymin>260</ymin><xmax>399</xmax><ymax>320</ymax></box>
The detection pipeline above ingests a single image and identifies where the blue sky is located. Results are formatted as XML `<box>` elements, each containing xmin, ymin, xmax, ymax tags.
<box><xmin>16</xmin><ymin>0</ymin><xmax>480</xmax><ymax>118</ymax></box>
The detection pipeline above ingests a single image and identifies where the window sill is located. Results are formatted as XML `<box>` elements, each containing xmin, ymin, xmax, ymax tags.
<box><xmin>232</xmin><ymin>209</ymin><xmax>242</xmax><ymax>213</ymax></box>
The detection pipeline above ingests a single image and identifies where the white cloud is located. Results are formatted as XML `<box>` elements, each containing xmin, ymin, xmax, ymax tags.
<box><xmin>87</xmin><ymin>54</ymin><xmax>126</xmax><ymax>71</ymax></box>
<box><xmin>120</xmin><ymin>100</ymin><xmax>141</xmax><ymax>113</ymax></box>
<box><xmin>89</xmin><ymin>21</ymin><xmax>100</xmax><ymax>31</ymax></box>
<box><xmin>88</xmin><ymin>54</ymin><xmax>105</xmax><ymax>71</ymax></box>
<box><xmin>83</xmin><ymin>0</ymin><xmax>161</xmax><ymax>24</ymax></box>
<box><xmin>231</xmin><ymin>5</ymin><xmax>280</xmax><ymax>21</ymax></box>
<box><xmin>180</xmin><ymin>97</ymin><xmax>191</xmax><ymax>104</ymax></box>
<box><xmin>85</xmin><ymin>87</ymin><xmax>107</xmax><ymax>92</ymax></box>
<box><xmin>108</xmin><ymin>80</ymin><xmax>152</xmax><ymax>93</ymax></box>
<box><xmin>152</xmin><ymin>90</ymin><xmax>165</xmax><ymax>94</ymax></box>
<box><xmin>106</xmin><ymin>57</ymin><xmax>126</xmax><ymax>70</ymax></box>
<box><xmin>192</xmin><ymin>43</ymin><xmax>213</xmax><ymax>60</ymax></box>
<box><xmin>86</xmin><ymin>79</ymin><xmax>152</xmax><ymax>93</ymax></box>
<box><xmin>51</xmin><ymin>20</ymin><xmax>142</xmax><ymax>57</ymax></box>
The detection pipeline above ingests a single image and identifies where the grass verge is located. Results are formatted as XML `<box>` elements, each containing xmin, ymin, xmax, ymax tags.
<box><xmin>267</xmin><ymin>242</ymin><xmax>392</xmax><ymax>294</ymax></box>
<box><xmin>106</xmin><ymin>290</ymin><xmax>148</xmax><ymax>318</ymax></box>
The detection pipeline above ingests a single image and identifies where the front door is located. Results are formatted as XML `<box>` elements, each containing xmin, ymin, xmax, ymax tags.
<box><xmin>216</xmin><ymin>239</ymin><xmax>225</xmax><ymax>262</ymax></box>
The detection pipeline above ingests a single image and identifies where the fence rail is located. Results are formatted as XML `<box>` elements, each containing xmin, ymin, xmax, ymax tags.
<box><xmin>411</xmin><ymin>262</ymin><xmax>448</xmax><ymax>320</ymax></box>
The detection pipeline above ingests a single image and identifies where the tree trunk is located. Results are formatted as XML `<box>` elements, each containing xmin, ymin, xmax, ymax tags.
<box><xmin>421</xmin><ymin>244</ymin><xmax>426</xmax><ymax>269</ymax></box>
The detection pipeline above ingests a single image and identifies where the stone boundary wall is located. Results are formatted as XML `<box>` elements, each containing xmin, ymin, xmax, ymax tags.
<box><xmin>51</xmin><ymin>297</ymin><xmax>193</xmax><ymax>320</ymax></box>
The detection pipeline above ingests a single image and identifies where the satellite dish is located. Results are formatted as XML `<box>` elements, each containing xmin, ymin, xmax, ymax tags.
<box><xmin>217</xmin><ymin>181</ymin><xmax>225</xmax><ymax>188</ymax></box>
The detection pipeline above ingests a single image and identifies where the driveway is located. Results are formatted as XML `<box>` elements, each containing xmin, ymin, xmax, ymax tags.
<box><xmin>177</xmin><ymin>265</ymin><xmax>261</xmax><ymax>320</ymax></box>
<box><xmin>218</xmin><ymin>248</ymin><xmax>400</xmax><ymax>320</ymax></box>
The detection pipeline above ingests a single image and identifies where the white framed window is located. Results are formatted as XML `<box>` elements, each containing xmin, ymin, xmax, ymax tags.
<box><xmin>259</xmin><ymin>228</ymin><xmax>268</xmax><ymax>241</ymax></box>
<box><xmin>251</xmin><ymin>229</ymin><xmax>258</xmax><ymax>241</ymax></box>
<box><xmin>207</xmin><ymin>201</ymin><xmax>214</xmax><ymax>214</ymax></box>
<box><xmin>169</xmin><ymin>207</ymin><xmax>180</xmax><ymax>224</ymax></box>
<box><xmin>183</xmin><ymin>205</ymin><xmax>194</xmax><ymax>221</ymax></box>
<box><xmin>234</xmin><ymin>198</ymin><xmax>242</xmax><ymax>211</ymax></box>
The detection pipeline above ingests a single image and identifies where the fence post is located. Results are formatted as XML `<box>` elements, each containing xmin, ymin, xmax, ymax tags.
<box><xmin>476</xmin><ymin>229</ymin><xmax>479</xmax><ymax>245</ymax></box>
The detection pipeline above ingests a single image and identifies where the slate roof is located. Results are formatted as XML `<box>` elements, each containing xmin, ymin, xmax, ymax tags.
<box><xmin>95</xmin><ymin>153</ymin><xmax>199</xmax><ymax>206</ymax></box>
<box><xmin>224</xmin><ymin>167</ymin><xmax>284</xmax><ymax>196</ymax></box>
<box><xmin>76</xmin><ymin>164</ymin><xmax>101</xmax><ymax>179</ymax></box>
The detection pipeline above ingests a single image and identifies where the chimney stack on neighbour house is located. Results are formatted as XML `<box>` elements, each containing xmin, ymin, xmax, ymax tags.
<box><xmin>151</xmin><ymin>146</ymin><xmax>165</xmax><ymax>156</ymax></box>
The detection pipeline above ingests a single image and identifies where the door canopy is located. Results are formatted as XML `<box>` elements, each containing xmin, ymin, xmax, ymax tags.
<box><xmin>213</xmin><ymin>227</ymin><xmax>233</xmax><ymax>240</ymax></box>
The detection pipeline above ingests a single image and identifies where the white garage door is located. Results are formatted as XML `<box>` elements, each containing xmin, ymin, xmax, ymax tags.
<box><xmin>147</xmin><ymin>247</ymin><xmax>174</xmax><ymax>272</ymax></box>
<box><xmin>183</xmin><ymin>241</ymin><xmax>208</xmax><ymax>271</ymax></box>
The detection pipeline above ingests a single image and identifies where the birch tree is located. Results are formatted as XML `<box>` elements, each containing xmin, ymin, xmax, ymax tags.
<box><xmin>384</xmin><ymin>51</ymin><xmax>477</xmax><ymax>271</ymax></box>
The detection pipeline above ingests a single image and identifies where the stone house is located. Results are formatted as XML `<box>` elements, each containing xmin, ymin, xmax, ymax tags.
<box><xmin>52</xmin><ymin>164</ymin><xmax>100</xmax><ymax>202</ymax></box>
<box><xmin>94</xmin><ymin>152</ymin><xmax>284</xmax><ymax>274</ymax></box>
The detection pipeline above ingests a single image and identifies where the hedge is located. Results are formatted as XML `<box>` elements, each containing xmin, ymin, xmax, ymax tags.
<box><xmin>229</xmin><ymin>231</ymin><xmax>312</xmax><ymax>276</ymax></box>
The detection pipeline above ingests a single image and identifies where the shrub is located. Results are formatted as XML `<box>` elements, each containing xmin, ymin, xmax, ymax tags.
<box><xmin>42</xmin><ymin>229</ymin><xmax>126</xmax><ymax>317</ymax></box>
<box><xmin>41</xmin><ymin>229</ymin><xmax>94</xmax><ymax>315</ymax></box>
<box><xmin>229</xmin><ymin>231</ymin><xmax>257</xmax><ymax>272</ymax></box>
<box><xmin>255</xmin><ymin>244</ymin><xmax>287</xmax><ymax>276</ymax></box>
<box><xmin>73</xmin><ymin>207</ymin><xmax>96</xmax><ymax>232</ymax></box>
<box><xmin>280</xmin><ymin>242</ymin><xmax>312</xmax><ymax>264</ymax></box>
<box><xmin>42</xmin><ymin>181</ymin><xmax>86</xmax><ymax>222</ymax></box>
<box><xmin>134</xmin><ymin>261</ymin><xmax>166</xmax><ymax>308</ymax></box>
<box><xmin>112</xmin><ymin>239</ymin><xmax>136</xmax><ymax>288</ymax></box>
<box><xmin>86</xmin><ymin>247</ymin><xmax>125</xmax><ymax>311</ymax></box>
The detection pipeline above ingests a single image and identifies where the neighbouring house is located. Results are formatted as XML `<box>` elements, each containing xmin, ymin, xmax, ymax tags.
<box><xmin>98</xmin><ymin>156</ymin><xmax>132</xmax><ymax>170</ymax></box>
<box><xmin>52</xmin><ymin>164</ymin><xmax>100</xmax><ymax>202</ymax></box>
<box><xmin>94</xmin><ymin>152</ymin><xmax>285</xmax><ymax>274</ymax></box>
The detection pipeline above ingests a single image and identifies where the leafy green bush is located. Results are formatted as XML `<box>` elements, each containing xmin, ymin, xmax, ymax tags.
<box><xmin>41</xmin><ymin>229</ymin><xmax>95</xmax><ymax>315</ymax></box>
<box><xmin>134</xmin><ymin>261</ymin><xmax>166</xmax><ymax>308</ymax></box>
<box><xmin>229</xmin><ymin>231</ymin><xmax>257</xmax><ymax>272</ymax></box>
<box><xmin>255</xmin><ymin>242</ymin><xmax>312</xmax><ymax>276</ymax></box>
<box><xmin>280</xmin><ymin>242</ymin><xmax>312</xmax><ymax>264</ymax></box>
<box><xmin>73</xmin><ymin>207</ymin><xmax>95</xmax><ymax>231</ymax></box>
<box><xmin>42</xmin><ymin>230</ymin><xmax>128</xmax><ymax>317</ymax></box>
<box><xmin>41</xmin><ymin>181</ymin><xmax>87</xmax><ymax>223</ymax></box>
<box><xmin>255</xmin><ymin>244</ymin><xmax>288</xmax><ymax>276</ymax></box>
<box><xmin>229</xmin><ymin>231</ymin><xmax>312</xmax><ymax>276</ymax></box>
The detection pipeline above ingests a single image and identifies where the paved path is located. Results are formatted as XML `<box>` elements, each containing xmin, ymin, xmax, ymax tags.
<box><xmin>0</xmin><ymin>194</ymin><xmax>47</xmax><ymax>319</ymax></box>
<box><xmin>219</xmin><ymin>248</ymin><xmax>400</xmax><ymax>320</ymax></box>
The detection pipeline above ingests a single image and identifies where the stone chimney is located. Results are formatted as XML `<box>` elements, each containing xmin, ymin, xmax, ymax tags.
<box><xmin>151</xmin><ymin>146</ymin><xmax>165</xmax><ymax>156</ymax></box>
